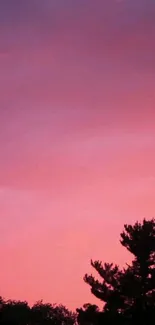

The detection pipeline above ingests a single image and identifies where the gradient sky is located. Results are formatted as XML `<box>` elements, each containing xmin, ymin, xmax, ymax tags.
<box><xmin>0</xmin><ymin>0</ymin><xmax>155</xmax><ymax>310</ymax></box>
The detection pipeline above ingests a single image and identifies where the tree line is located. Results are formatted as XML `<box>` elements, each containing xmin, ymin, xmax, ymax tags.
<box><xmin>0</xmin><ymin>218</ymin><xmax>155</xmax><ymax>325</ymax></box>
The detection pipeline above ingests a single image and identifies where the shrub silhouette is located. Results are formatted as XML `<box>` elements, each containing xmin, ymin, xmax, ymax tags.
<box><xmin>0</xmin><ymin>298</ymin><xmax>75</xmax><ymax>325</ymax></box>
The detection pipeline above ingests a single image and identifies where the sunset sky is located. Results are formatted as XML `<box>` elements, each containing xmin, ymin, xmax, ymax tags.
<box><xmin>0</xmin><ymin>0</ymin><xmax>155</xmax><ymax>310</ymax></box>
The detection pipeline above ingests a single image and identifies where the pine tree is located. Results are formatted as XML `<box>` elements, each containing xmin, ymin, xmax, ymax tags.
<box><xmin>83</xmin><ymin>218</ymin><xmax>155</xmax><ymax>324</ymax></box>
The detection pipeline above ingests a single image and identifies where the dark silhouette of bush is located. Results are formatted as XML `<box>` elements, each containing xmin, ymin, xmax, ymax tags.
<box><xmin>0</xmin><ymin>299</ymin><xmax>30</xmax><ymax>325</ymax></box>
<box><xmin>0</xmin><ymin>298</ymin><xmax>76</xmax><ymax>325</ymax></box>
<box><xmin>78</xmin><ymin>218</ymin><xmax>155</xmax><ymax>325</ymax></box>
<box><xmin>31</xmin><ymin>301</ymin><xmax>75</xmax><ymax>325</ymax></box>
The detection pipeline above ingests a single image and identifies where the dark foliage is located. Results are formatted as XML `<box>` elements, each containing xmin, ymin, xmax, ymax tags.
<box><xmin>0</xmin><ymin>298</ymin><xmax>76</xmax><ymax>325</ymax></box>
<box><xmin>80</xmin><ymin>218</ymin><xmax>155</xmax><ymax>325</ymax></box>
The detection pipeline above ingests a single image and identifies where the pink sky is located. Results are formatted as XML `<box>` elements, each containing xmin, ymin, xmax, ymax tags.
<box><xmin>0</xmin><ymin>0</ymin><xmax>155</xmax><ymax>310</ymax></box>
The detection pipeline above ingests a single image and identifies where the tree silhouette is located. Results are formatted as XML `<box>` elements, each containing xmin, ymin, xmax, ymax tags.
<box><xmin>31</xmin><ymin>301</ymin><xmax>75</xmax><ymax>325</ymax></box>
<box><xmin>0</xmin><ymin>298</ymin><xmax>75</xmax><ymax>325</ymax></box>
<box><xmin>83</xmin><ymin>218</ymin><xmax>155</xmax><ymax>324</ymax></box>
<box><xmin>0</xmin><ymin>218</ymin><xmax>155</xmax><ymax>325</ymax></box>
<box><xmin>0</xmin><ymin>299</ymin><xmax>30</xmax><ymax>325</ymax></box>
<box><xmin>76</xmin><ymin>304</ymin><xmax>100</xmax><ymax>325</ymax></box>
